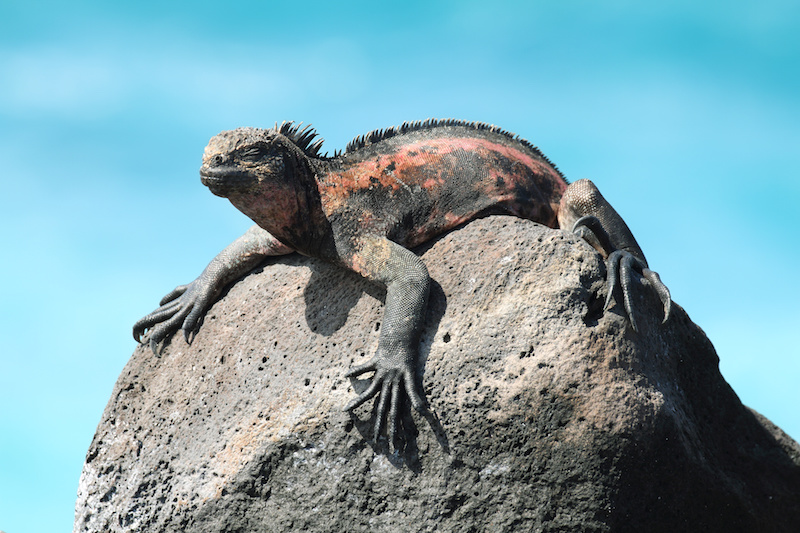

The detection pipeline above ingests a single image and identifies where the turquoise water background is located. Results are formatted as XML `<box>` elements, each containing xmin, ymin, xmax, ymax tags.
<box><xmin>1</xmin><ymin>2</ymin><xmax>798</xmax><ymax>531</ymax></box>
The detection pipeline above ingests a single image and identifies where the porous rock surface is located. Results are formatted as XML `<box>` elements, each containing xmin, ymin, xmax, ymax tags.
<box><xmin>74</xmin><ymin>217</ymin><xmax>800</xmax><ymax>532</ymax></box>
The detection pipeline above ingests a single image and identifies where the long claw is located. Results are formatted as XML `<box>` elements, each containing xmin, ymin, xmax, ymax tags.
<box><xmin>134</xmin><ymin>274</ymin><xmax>222</xmax><ymax>353</ymax></box>
<box><xmin>133</xmin><ymin>300</ymin><xmax>182</xmax><ymax>342</ymax></box>
<box><xmin>604</xmin><ymin>249</ymin><xmax>672</xmax><ymax>332</ymax></box>
<box><xmin>388</xmin><ymin>380</ymin><xmax>400</xmax><ymax>444</ymax></box>
<box><xmin>344</xmin><ymin>376</ymin><xmax>381</xmax><ymax>412</ymax></box>
<box><xmin>374</xmin><ymin>380</ymin><xmax>391</xmax><ymax>441</ymax></box>
<box><xmin>344</xmin><ymin>345</ymin><xmax>425</xmax><ymax>445</ymax></box>
<box><xmin>619</xmin><ymin>253</ymin><xmax>639</xmax><ymax>332</ymax></box>
<box><xmin>403</xmin><ymin>370</ymin><xmax>425</xmax><ymax>412</ymax></box>
<box><xmin>345</xmin><ymin>358</ymin><xmax>377</xmax><ymax>379</ymax></box>
<box><xmin>604</xmin><ymin>250</ymin><xmax>621</xmax><ymax>311</ymax></box>
<box><xmin>144</xmin><ymin>309</ymin><xmax>191</xmax><ymax>354</ymax></box>
<box><xmin>572</xmin><ymin>215</ymin><xmax>614</xmax><ymax>257</ymax></box>
<box><xmin>159</xmin><ymin>284</ymin><xmax>188</xmax><ymax>306</ymax></box>
<box><xmin>569</xmin><ymin>195</ymin><xmax>673</xmax><ymax>332</ymax></box>
<box><xmin>643</xmin><ymin>268</ymin><xmax>671</xmax><ymax>323</ymax></box>
<box><xmin>133</xmin><ymin>302</ymin><xmax>180</xmax><ymax>331</ymax></box>
<box><xmin>183</xmin><ymin>302</ymin><xmax>206</xmax><ymax>338</ymax></box>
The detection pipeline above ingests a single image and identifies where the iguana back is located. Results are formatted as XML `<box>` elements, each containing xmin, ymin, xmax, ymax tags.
<box><xmin>317</xmin><ymin>120</ymin><xmax>568</xmax><ymax>248</ymax></box>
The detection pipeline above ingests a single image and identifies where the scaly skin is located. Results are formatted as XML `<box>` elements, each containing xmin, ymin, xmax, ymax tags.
<box><xmin>133</xmin><ymin>119</ymin><xmax>671</xmax><ymax>446</ymax></box>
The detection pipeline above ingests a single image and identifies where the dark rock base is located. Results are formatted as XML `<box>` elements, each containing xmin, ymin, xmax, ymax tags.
<box><xmin>75</xmin><ymin>217</ymin><xmax>800</xmax><ymax>532</ymax></box>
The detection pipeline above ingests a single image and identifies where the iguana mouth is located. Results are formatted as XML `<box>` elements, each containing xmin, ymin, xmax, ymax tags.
<box><xmin>200</xmin><ymin>167</ymin><xmax>255</xmax><ymax>196</ymax></box>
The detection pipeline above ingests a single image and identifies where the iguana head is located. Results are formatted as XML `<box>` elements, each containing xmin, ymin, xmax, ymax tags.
<box><xmin>199</xmin><ymin>123</ymin><xmax>326</xmax><ymax>248</ymax></box>
<box><xmin>201</xmin><ymin>127</ymin><xmax>292</xmax><ymax>196</ymax></box>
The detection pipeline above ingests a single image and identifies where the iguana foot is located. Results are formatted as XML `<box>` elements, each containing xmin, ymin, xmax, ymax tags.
<box><xmin>572</xmin><ymin>215</ymin><xmax>671</xmax><ymax>331</ymax></box>
<box><xmin>344</xmin><ymin>348</ymin><xmax>426</xmax><ymax>444</ymax></box>
<box><xmin>603</xmin><ymin>248</ymin><xmax>671</xmax><ymax>331</ymax></box>
<box><xmin>132</xmin><ymin>277</ymin><xmax>218</xmax><ymax>354</ymax></box>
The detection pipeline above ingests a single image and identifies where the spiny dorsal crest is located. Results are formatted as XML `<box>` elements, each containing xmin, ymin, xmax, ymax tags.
<box><xmin>273</xmin><ymin>121</ymin><xmax>327</xmax><ymax>158</ymax></box>
<box><xmin>342</xmin><ymin>118</ymin><xmax>563</xmax><ymax>178</ymax></box>
<box><xmin>271</xmin><ymin>119</ymin><xmax>563</xmax><ymax>179</ymax></box>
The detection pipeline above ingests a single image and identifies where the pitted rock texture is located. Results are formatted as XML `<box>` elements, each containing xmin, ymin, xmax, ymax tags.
<box><xmin>74</xmin><ymin>217</ymin><xmax>800</xmax><ymax>533</ymax></box>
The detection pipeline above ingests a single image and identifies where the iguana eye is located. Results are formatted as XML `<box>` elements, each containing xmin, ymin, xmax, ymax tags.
<box><xmin>240</xmin><ymin>146</ymin><xmax>264</xmax><ymax>162</ymax></box>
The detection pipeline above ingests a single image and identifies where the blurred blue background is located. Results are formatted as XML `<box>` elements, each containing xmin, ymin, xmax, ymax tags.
<box><xmin>1</xmin><ymin>1</ymin><xmax>798</xmax><ymax>531</ymax></box>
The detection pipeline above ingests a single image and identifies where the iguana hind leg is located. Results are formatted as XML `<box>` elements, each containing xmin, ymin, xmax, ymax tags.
<box><xmin>342</xmin><ymin>235</ymin><xmax>431</xmax><ymax>444</ymax></box>
<box><xmin>558</xmin><ymin>179</ymin><xmax>672</xmax><ymax>330</ymax></box>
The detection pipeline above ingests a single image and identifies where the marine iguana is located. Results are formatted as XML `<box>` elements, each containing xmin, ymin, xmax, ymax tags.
<box><xmin>133</xmin><ymin>119</ymin><xmax>671</xmax><ymax>443</ymax></box>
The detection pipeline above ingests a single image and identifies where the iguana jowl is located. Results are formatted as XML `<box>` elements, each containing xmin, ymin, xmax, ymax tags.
<box><xmin>134</xmin><ymin>119</ymin><xmax>671</xmax><ymax>443</ymax></box>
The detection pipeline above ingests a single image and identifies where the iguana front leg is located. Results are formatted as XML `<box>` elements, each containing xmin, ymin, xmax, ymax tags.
<box><xmin>133</xmin><ymin>225</ymin><xmax>293</xmax><ymax>353</ymax></box>
<box><xmin>342</xmin><ymin>235</ymin><xmax>431</xmax><ymax>443</ymax></box>
<box><xmin>558</xmin><ymin>179</ymin><xmax>672</xmax><ymax>331</ymax></box>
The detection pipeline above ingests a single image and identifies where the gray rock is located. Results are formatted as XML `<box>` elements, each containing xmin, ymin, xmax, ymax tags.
<box><xmin>74</xmin><ymin>217</ymin><xmax>800</xmax><ymax>532</ymax></box>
